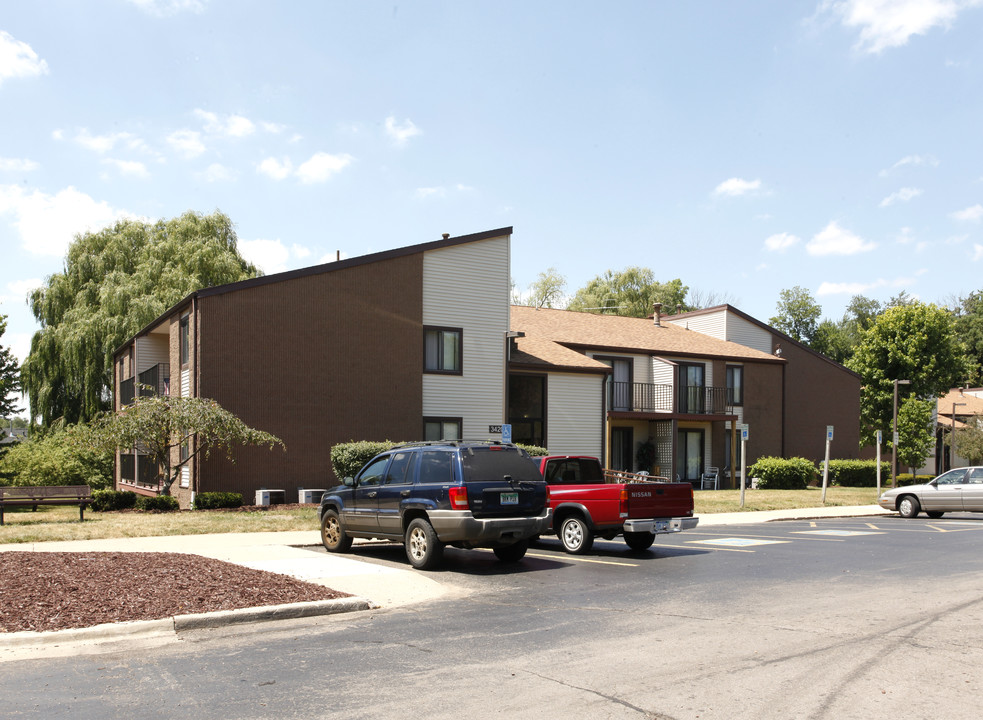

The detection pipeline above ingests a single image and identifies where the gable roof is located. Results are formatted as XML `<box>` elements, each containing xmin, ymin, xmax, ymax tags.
<box><xmin>510</xmin><ymin>305</ymin><xmax>783</xmax><ymax>371</ymax></box>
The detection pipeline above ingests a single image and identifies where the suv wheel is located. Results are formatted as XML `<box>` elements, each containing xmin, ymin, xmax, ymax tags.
<box><xmin>321</xmin><ymin>509</ymin><xmax>353</xmax><ymax>552</ymax></box>
<box><xmin>405</xmin><ymin>518</ymin><xmax>444</xmax><ymax>570</ymax></box>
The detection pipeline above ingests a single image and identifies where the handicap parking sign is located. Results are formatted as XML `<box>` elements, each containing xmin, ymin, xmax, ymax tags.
<box><xmin>502</xmin><ymin>424</ymin><xmax>512</xmax><ymax>443</ymax></box>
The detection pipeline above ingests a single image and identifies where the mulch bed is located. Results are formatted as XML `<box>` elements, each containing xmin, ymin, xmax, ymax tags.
<box><xmin>0</xmin><ymin>552</ymin><xmax>349</xmax><ymax>633</ymax></box>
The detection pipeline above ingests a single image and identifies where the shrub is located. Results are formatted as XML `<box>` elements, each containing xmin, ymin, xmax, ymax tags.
<box><xmin>0</xmin><ymin>425</ymin><xmax>112</xmax><ymax>489</ymax></box>
<box><xmin>821</xmin><ymin>459</ymin><xmax>891</xmax><ymax>487</ymax></box>
<box><xmin>747</xmin><ymin>456</ymin><xmax>817</xmax><ymax>490</ymax></box>
<box><xmin>330</xmin><ymin>439</ymin><xmax>551</xmax><ymax>481</ymax></box>
<box><xmin>193</xmin><ymin>491</ymin><xmax>243</xmax><ymax>510</ymax></box>
<box><xmin>896</xmin><ymin>473</ymin><xmax>935</xmax><ymax>487</ymax></box>
<box><xmin>136</xmin><ymin>495</ymin><xmax>180</xmax><ymax>512</ymax></box>
<box><xmin>91</xmin><ymin>489</ymin><xmax>137</xmax><ymax>512</ymax></box>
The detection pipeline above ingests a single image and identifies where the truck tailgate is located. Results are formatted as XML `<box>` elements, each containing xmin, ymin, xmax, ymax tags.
<box><xmin>626</xmin><ymin>482</ymin><xmax>693</xmax><ymax>518</ymax></box>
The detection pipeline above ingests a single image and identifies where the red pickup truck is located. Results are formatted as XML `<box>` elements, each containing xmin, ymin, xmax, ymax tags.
<box><xmin>535</xmin><ymin>455</ymin><xmax>698</xmax><ymax>553</ymax></box>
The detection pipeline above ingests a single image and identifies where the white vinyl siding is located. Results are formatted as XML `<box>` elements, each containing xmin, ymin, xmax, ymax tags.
<box><xmin>587</xmin><ymin>353</ymin><xmax>651</xmax><ymax>383</ymax></box>
<box><xmin>651</xmin><ymin>358</ymin><xmax>675</xmax><ymax>386</ymax></box>
<box><xmin>181</xmin><ymin>369</ymin><xmax>191</xmax><ymax>398</ymax></box>
<box><xmin>669</xmin><ymin>310</ymin><xmax>726</xmax><ymax>339</ymax></box>
<box><xmin>422</xmin><ymin>235</ymin><xmax>510</xmax><ymax>438</ymax></box>
<box><xmin>133</xmin><ymin>335</ymin><xmax>169</xmax><ymax>375</ymax></box>
<box><xmin>727</xmin><ymin>314</ymin><xmax>773</xmax><ymax>354</ymax></box>
<box><xmin>545</xmin><ymin>373</ymin><xmax>603</xmax><ymax>457</ymax></box>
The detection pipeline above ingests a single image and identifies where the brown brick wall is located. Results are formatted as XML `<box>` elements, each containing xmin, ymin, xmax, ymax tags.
<box><xmin>196</xmin><ymin>254</ymin><xmax>425</xmax><ymax>501</ymax></box>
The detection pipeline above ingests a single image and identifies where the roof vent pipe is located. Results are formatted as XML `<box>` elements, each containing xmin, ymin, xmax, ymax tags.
<box><xmin>653</xmin><ymin>302</ymin><xmax>663</xmax><ymax>327</ymax></box>
<box><xmin>442</xmin><ymin>233</ymin><xmax>450</xmax><ymax>240</ymax></box>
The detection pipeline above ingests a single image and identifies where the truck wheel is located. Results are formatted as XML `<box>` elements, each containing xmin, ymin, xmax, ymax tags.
<box><xmin>320</xmin><ymin>509</ymin><xmax>353</xmax><ymax>553</ymax></box>
<box><xmin>493</xmin><ymin>540</ymin><xmax>528</xmax><ymax>563</ymax></box>
<box><xmin>405</xmin><ymin>518</ymin><xmax>445</xmax><ymax>570</ymax></box>
<box><xmin>559</xmin><ymin>515</ymin><xmax>594</xmax><ymax>554</ymax></box>
<box><xmin>624</xmin><ymin>531</ymin><xmax>655</xmax><ymax>551</ymax></box>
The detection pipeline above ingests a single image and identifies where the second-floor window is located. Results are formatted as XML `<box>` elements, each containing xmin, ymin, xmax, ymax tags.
<box><xmin>179</xmin><ymin>314</ymin><xmax>190</xmax><ymax>368</ymax></box>
<box><xmin>424</xmin><ymin>327</ymin><xmax>462</xmax><ymax>374</ymax></box>
<box><xmin>727</xmin><ymin>366</ymin><xmax>744</xmax><ymax>406</ymax></box>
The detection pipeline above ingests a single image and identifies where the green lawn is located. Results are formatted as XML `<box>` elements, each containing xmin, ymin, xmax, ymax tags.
<box><xmin>0</xmin><ymin>486</ymin><xmax>885</xmax><ymax>545</ymax></box>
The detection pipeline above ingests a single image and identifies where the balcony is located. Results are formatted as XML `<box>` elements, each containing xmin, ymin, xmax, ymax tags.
<box><xmin>609</xmin><ymin>382</ymin><xmax>735</xmax><ymax>416</ymax></box>
<box><xmin>137</xmin><ymin>363</ymin><xmax>170</xmax><ymax>397</ymax></box>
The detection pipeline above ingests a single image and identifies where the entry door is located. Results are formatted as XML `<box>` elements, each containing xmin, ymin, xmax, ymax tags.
<box><xmin>676</xmin><ymin>429</ymin><xmax>704</xmax><ymax>482</ymax></box>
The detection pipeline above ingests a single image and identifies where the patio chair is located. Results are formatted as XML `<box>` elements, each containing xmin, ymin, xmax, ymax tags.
<box><xmin>700</xmin><ymin>466</ymin><xmax>720</xmax><ymax>490</ymax></box>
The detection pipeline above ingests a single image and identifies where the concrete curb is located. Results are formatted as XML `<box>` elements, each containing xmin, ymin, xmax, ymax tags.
<box><xmin>0</xmin><ymin>596</ymin><xmax>375</xmax><ymax>650</ymax></box>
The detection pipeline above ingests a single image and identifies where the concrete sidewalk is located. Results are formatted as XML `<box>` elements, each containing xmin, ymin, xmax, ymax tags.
<box><xmin>0</xmin><ymin>504</ymin><xmax>891</xmax><ymax>658</ymax></box>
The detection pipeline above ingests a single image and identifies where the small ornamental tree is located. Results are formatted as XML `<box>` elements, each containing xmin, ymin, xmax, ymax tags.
<box><xmin>82</xmin><ymin>395</ymin><xmax>284</xmax><ymax>495</ymax></box>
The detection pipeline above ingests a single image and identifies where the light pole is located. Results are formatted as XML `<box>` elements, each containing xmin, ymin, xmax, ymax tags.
<box><xmin>951</xmin><ymin>401</ymin><xmax>967</xmax><ymax>470</ymax></box>
<box><xmin>892</xmin><ymin>378</ymin><xmax>911</xmax><ymax>488</ymax></box>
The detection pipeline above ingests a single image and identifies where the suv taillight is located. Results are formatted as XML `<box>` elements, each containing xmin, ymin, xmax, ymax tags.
<box><xmin>449</xmin><ymin>486</ymin><xmax>469</xmax><ymax>510</ymax></box>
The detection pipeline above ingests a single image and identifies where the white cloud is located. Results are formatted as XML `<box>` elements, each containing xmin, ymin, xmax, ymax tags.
<box><xmin>166</xmin><ymin>129</ymin><xmax>205</xmax><ymax>158</ymax></box>
<box><xmin>0</xmin><ymin>158</ymin><xmax>39</xmax><ymax>172</ymax></box>
<box><xmin>806</xmin><ymin>221</ymin><xmax>876</xmax><ymax>256</ymax></box>
<box><xmin>238</xmin><ymin>238</ymin><xmax>313</xmax><ymax>274</ymax></box>
<box><xmin>257</xmin><ymin>157</ymin><xmax>293</xmax><ymax>181</ymax></box>
<box><xmin>822</xmin><ymin>0</ymin><xmax>980</xmax><ymax>54</ymax></box>
<box><xmin>763</xmin><ymin>232</ymin><xmax>800</xmax><ymax>252</ymax></box>
<box><xmin>5</xmin><ymin>332</ymin><xmax>33</xmax><ymax>366</ymax></box>
<box><xmin>879</xmin><ymin>153</ymin><xmax>940</xmax><ymax>176</ymax></box>
<box><xmin>7</xmin><ymin>278</ymin><xmax>42</xmax><ymax>298</ymax></box>
<box><xmin>296</xmin><ymin>152</ymin><xmax>353</xmax><ymax>184</ymax></box>
<box><xmin>416</xmin><ymin>187</ymin><xmax>447</xmax><ymax>200</ymax></box>
<box><xmin>973</xmin><ymin>244</ymin><xmax>983</xmax><ymax>261</ymax></box>
<box><xmin>713</xmin><ymin>177</ymin><xmax>762</xmax><ymax>197</ymax></box>
<box><xmin>72</xmin><ymin>129</ymin><xmax>132</xmax><ymax>153</ymax></box>
<box><xmin>261</xmin><ymin>121</ymin><xmax>286</xmax><ymax>134</ymax></box>
<box><xmin>0</xmin><ymin>31</ymin><xmax>49</xmax><ymax>86</ymax></box>
<box><xmin>817</xmin><ymin>280</ymin><xmax>882</xmax><ymax>296</ymax></box>
<box><xmin>385</xmin><ymin>116</ymin><xmax>422</xmax><ymax>146</ymax></box>
<box><xmin>194</xmin><ymin>109</ymin><xmax>256</xmax><ymax>138</ymax></box>
<box><xmin>879</xmin><ymin>187</ymin><xmax>922</xmax><ymax>207</ymax></box>
<box><xmin>199</xmin><ymin>163</ymin><xmax>235</xmax><ymax>182</ymax></box>
<box><xmin>102</xmin><ymin>158</ymin><xmax>150</xmax><ymax>178</ymax></box>
<box><xmin>951</xmin><ymin>204</ymin><xmax>983</xmax><ymax>221</ymax></box>
<box><xmin>0</xmin><ymin>185</ymin><xmax>131</xmax><ymax>257</ymax></box>
<box><xmin>126</xmin><ymin>0</ymin><xmax>207</xmax><ymax>16</ymax></box>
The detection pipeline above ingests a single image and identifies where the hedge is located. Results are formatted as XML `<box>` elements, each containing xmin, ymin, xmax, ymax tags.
<box><xmin>746</xmin><ymin>456</ymin><xmax>817</xmax><ymax>490</ymax></box>
<box><xmin>91</xmin><ymin>489</ymin><xmax>137</xmax><ymax>512</ymax></box>
<box><xmin>136</xmin><ymin>495</ymin><xmax>180</xmax><ymax>512</ymax></box>
<box><xmin>330</xmin><ymin>440</ymin><xmax>550</xmax><ymax>482</ymax></box>
<box><xmin>896</xmin><ymin>473</ymin><xmax>935</xmax><ymax>487</ymax></box>
<box><xmin>193</xmin><ymin>491</ymin><xmax>243</xmax><ymax>510</ymax></box>
<box><xmin>820</xmin><ymin>460</ymin><xmax>891</xmax><ymax>487</ymax></box>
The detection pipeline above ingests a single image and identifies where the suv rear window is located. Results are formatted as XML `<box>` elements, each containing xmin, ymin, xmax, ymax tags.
<box><xmin>417</xmin><ymin>450</ymin><xmax>456</xmax><ymax>484</ymax></box>
<box><xmin>462</xmin><ymin>448</ymin><xmax>542</xmax><ymax>484</ymax></box>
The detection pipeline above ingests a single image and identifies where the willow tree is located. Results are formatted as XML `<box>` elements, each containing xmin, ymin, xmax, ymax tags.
<box><xmin>567</xmin><ymin>267</ymin><xmax>689</xmax><ymax>317</ymax></box>
<box><xmin>21</xmin><ymin>211</ymin><xmax>259</xmax><ymax>426</ymax></box>
<box><xmin>0</xmin><ymin>314</ymin><xmax>20</xmax><ymax>418</ymax></box>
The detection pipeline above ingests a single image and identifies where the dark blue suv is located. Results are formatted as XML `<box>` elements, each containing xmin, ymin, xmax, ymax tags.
<box><xmin>319</xmin><ymin>441</ymin><xmax>551</xmax><ymax>569</ymax></box>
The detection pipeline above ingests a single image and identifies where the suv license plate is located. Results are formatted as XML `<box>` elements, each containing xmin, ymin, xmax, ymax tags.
<box><xmin>500</xmin><ymin>492</ymin><xmax>519</xmax><ymax>505</ymax></box>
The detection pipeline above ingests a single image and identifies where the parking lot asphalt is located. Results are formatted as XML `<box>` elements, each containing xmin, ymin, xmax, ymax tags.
<box><xmin>0</xmin><ymin>504</ymin><xmax>891</xmax><ymax>657</ymax></box>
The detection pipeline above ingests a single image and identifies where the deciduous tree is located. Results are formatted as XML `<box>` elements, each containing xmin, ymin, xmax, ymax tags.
<box><xmin>82</xmin><ymin>395</ymin><xmax>284</xmax><ymax>496</ymax></box>
<box><xmin>769</xmin><ymin>286</ymin><xmax>821</xmax><ymax>344</ymax></box>
<box><xmin>848</xmin><ymin>302</ymin><xmax>969</xmax><ymax>450</ymax></box>
<box><xmin>21</xmin><ymin>211</ymin><xmax>259</xmax><ymax>426</ymax></box>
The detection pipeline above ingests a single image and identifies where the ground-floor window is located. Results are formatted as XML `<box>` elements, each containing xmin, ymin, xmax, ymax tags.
<box><xmin>424</xmin><ymin>417</ymin><xmax>462</xmax><ymax>441</ymax></box>
<box><xmin>508</xmin><ymin>374</ymin><xmax>546</xmax><ymax>448</ymax></box>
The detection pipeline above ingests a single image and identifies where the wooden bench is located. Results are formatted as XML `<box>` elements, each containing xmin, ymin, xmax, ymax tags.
<box><xmin>0</xmin><ymin>485</ymin><xmax>93</xmax><ymax>525</ymax></box>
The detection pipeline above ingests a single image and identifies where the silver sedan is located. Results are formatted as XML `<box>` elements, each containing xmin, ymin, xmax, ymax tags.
<box><xmin>878</xmin><ymin>467</ymin><xmax>983</xmax><ymax>518</ymax></box>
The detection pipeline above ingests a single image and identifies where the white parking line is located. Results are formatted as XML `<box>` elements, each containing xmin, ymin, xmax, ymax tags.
<box><xmin>524</xmin><ymin>551</ymin><xmax>639</xmax><ymax>567</ymax></box>
<box><xmin>690</xmin><ymin>538</ymin><xmax>789</xmax><ymax>548</ymax></box>
<box><xmin>792</xmin><ymin>530</ymin><xmax>883</xmax><ymax>537</ymax></box>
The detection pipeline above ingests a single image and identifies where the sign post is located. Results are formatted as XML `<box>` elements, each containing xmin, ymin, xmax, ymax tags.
<box><xmin>739</xmin><ymin>424</ymin><xmax>749</xmax><ymax>508</ymax></box>
<box><xmin>821</xmin><ymin>425</ymin><xmax>833</xmax><ymax>504</ymax></box>
<box><xmin>876</xmin><ymin>429</ymin><xmax>882</xmax><ymax>496</ymax></box>
<box><xmin>501</xmin><ymin>424</ymin><xmax>512</xmax><ymax>444</ymax></box>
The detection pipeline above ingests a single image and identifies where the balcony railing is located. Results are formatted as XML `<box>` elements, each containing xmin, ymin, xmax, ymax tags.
<box><xmin>119</xmin><ymin>378</ymin><xmax>135</xmax><ymax>406</ymax></box>
<box><xmin>137</xmin><ymin>363</ymin><xmax>170</xmax><ymax>397</ymax></box>
<box><xmin>609</xmin><ymin>382</ymin><xmax>734</xmax><ymax>415</ymax></box>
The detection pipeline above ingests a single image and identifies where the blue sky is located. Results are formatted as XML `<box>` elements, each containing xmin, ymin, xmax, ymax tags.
<box><xmin>2</xmin><ymin>1</ymin><xmax>983</xmax><ymax>384</ymax></box>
